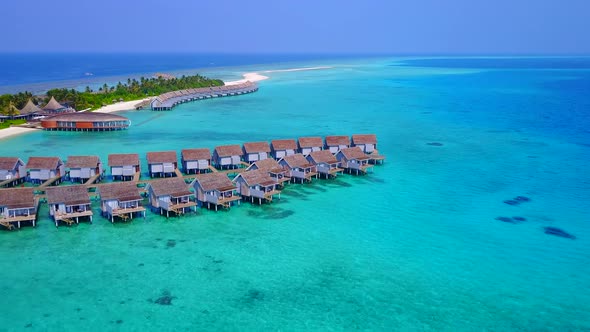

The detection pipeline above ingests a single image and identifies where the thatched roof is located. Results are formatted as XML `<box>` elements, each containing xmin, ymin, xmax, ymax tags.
<box><xmin>235</xmin><ymin>169</ymin><xmax>275</xmax><ymax>187</ymax></box>
<box><xmin>243</xmin><ymin>142</ymin><xmax>271</xmax><ymax>154</ymax></box>
<box><xmin>338</xmin><ymin>147</ymin><xmax>370</xmax><ymax>160</ymax></box>
<box><xmin>352</xmin><ymin>134</ymin><xmax>377</xmax><ymax>145</ymax></box>
<box><xmin>108</xmin><ymin>154</ymin><xmax>139</xmax><ymax>167</ymax></box>
<box><xmin>181</xmin><ymin>148</ymin><xmax>210</xmax><ymax>161</ymax></box>
<box><xmin>280</xmin><ymin>154</ymin><xmax>313</xmax><ymax>168</ymax></box>
<box><xmin>193</xmin><ymin>173</ymin><xmax>235</xmax><ymax>192</ymax></box>
<box><xmin>147</xmin><ymin>178</ymin><xmax>192</xmax><ymax>198</ymax></box>
<box><xmin>147</xmin><ymin>151</ymin><xmax>177</xmax><ymax>164</ymax></box>
<box><xmin>298</xmin><ymin>137</ymin><xmax>323</xmax><ymax>148</ymax></box>
<box><xmin>271</xmin><ymin>139</ymin><xmax>297</xmax><ymax>151</ymax></box>
<box><xmin>0</xmin><ymin>188</ymin><xmax>35</xmax><ymax>209</ymax></box>
<box><xmin>43</xmin><ymin>96</ymin><xmax>64</xmax><ymax>111</ymax></box>
<box><xmin>0</xmin><ymin>157</ymin><xmax>23</xmax><ymax>170</ymax></box>
<box><xmin>325</xmin><ymin>136</ymin><xmax>350</xmax><ymax>146</ymax></box>
<box><xmin>19</xmin><ymin>99</ymin><xmax>42</xmax><ymax>115</ymax></box>
<box><xmin>46</xmin><ymin>185</ymin><xmax>90</xmax><ymax>205</ymax></box>
<box><xmin>214</xmin><ymin>145</ymin><xmax>242</xmax><ymax>157</ymax></box>
<box><xmin>26</xmin><ymin>157</ymin><xmax>62</xmax><ymax>170</ymax></box>
<box><xmin>66</xmin><ymin>156</ymin><xmax>100</xmax><ymax>169</ymax></box>
<box><xmin>98</xmin><ymin>182</ymin><xmax>142</xmax><ymax>202</ymax></box>
<box><xmin>308</xmin><ymin>150</ymin><xmax>338</xmax><ymax>164</ymax></box>
<box><xmin>246</xmin><ymin>158</ymin><xmax>284</xmax><ymax>173</ymax></box>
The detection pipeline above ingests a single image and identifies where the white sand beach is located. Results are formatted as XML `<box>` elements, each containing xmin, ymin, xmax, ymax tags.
<box><xmin>224</xmin><ymin>66</ymin><xmax>333</xmax><ymax>85</ymax></box>
<box><xmin>0</xmin><ymin>127</ymin><xmax>38</xmax><ymax>140</ymax></box>
<box><xmin>94</xmin><ymin>98</ymin><xmax>152</xmax><ymax>114</ymax></box>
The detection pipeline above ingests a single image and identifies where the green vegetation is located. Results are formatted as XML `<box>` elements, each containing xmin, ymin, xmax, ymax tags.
<box><xmin>0</xmin><ymin>119</ymin><xmax>26</xmax><ymax>129</ymax></box>
<box><xmin>0</xmin><ymin>74</ymin><xmax>224</xmax><ymax>114</ymax></box>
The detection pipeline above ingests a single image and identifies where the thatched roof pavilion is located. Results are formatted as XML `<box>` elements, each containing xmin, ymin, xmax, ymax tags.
<box><xmin>19</xmin><ymin>99</ymin><xmax>42</xmax><ymax>116</ymax></box>
<box><xmin>43</xmin><ymin>97</ymin><xmax>64</xmax><ymax>111</ymax></box>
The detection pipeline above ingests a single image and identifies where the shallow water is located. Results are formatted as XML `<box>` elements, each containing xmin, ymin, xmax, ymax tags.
<box><xmin>1</xmin><ymin>57</ymin><xmax>589</xmax><ymax>330</ymax></box>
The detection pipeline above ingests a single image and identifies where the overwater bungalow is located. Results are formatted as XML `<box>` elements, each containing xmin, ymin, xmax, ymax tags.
<box><xmin>298</xmin><ymin>137</ymin><xmax>323</xmax><ymax>156</ymax></box>
<box><xmin>335</xmin><ymin>147</ymin><xmax>373</xmax><ymax>175</ymax></box>
<box><xmin>307</xmin><ymin>150</ymin><xmax>344</xmax><ymax>178</ymax></box>
<box><xmin>243</xmin><ymin>142</ymin><xmax>271</xmax><ymax>163</ymax></box>
<box><xmin>26</xmin><ymin>157</ymin><xmax>64</xmax><ymax>185</ymax></box>
<box><xmin>181</xmin><ymin>148</ymin><xmax>211</xmax><ymax>174</ymax></box>
<box><xmin>246</xmin><ymin>158</ymin><xmax>290</xmax><ymax>186</ymax></box>
<box><xmin>108</xmin><ymin>153</ymin><xmax>140</xmax><ymax>181</ymax></box>
<box><xmin>271</xmin><ymin>139</ymin><xmax>298</xmax><ymax>160</ymax></box>
<box><xmin>65</xmin><ymin>156</ymin><xmax>103</xmax><ymax>183</ymax></box>
<box><xmin>146</xmin><ymin>151</ymin><xmax>178</xmax><ymax>177</ymax></box>
<box><xmin>191</xmin><ymin>173</ymin><xmax>240</xmax><ymax>210</ymax></box>
<box><xmin>233</xmin><ymin>169</ymin><xmax>281</xmax><ymax>204</ymax></box>
<box><xmin>46</xmin><ymin>185</ymin><xmax>93</xmax><ymax>227</ymax></box>
<box><xmin>97</xmin><ymin>182</ymin><xmax>146</xmax><ymax>222</ymax></box>
<box><xmin>278</xmin><ymin>154</ymin><xmax>317</xmax><ymax>183</ymax></box>
<box><xmin>212</xmin><ymin>145</ymin><xmax>243</xmax><ymax>169</ymax></box>
<box><xmin>325</xmin><ymin>135</ymin><xmax>351</xmax><ymax>154</ymax></box>
<box><xmin>351</xmin><ymin>134</ymin><xmax>377</xmax><ymax>153</ymax></box>
<box><xmin>351</xmin><ymin>134</ymin><xmax>385</xmax><ymax>164</ymax></box>
<box><xmin>0</xmin><ymin>157</ymin><xmax>27</xmax><ymax>185</ymax></box>
<box><xmin>0</xmin><ymin>188</ymin><xmax>37</xmax><ymax>229</ymax></box>
<box><xmin>145</xmin><ymin>178</ymin><xmax>196</xmax><ymax>217</ymax></box>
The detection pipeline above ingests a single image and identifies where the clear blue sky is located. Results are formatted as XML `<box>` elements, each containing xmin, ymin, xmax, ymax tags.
<box><xmin>2</xmin><ymin>0</ymin><xmax>589</xmax><ymax>54</ymax></box>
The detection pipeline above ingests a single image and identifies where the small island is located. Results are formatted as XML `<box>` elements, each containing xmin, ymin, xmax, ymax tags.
<box><xmin>0</xmin><ymin>73</ymin><xmax>224</xmax><ymax>119</ymax></box>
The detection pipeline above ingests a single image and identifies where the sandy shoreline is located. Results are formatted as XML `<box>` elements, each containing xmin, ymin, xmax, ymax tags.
<box><xmin>94</xmin><ymin>98</ymin><xmax>152</xmax><ymax>114</ymax></box>
<box><xmin>224</xmin><ymin>66</ymin><xmax>333</xmax><ymax>86</ymax></box>
<box><xmin>0</xmin><ymin>127</ymin><xmax>38</xmax><ymax>140</ymax></box>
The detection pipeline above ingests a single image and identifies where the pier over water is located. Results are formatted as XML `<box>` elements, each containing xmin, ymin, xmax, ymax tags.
<box><xmin>150</xmin><ymin>81</ymin><xmax>258</xmax><ymax>111</ymax></box>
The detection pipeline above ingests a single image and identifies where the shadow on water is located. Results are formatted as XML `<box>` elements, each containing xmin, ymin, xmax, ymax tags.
<box><xmin>247</xmin><ymin>206</ymin><xmax>295</xmax><ymax>220</ymax></box>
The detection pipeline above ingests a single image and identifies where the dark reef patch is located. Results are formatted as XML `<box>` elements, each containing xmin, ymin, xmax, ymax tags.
<box><xmin>512</xmin><ymin>216</ymin><xmax>527</xmax><ymax>222</ymax></box>
<box><xmin>495</xmin><ymin>216</ymin><xmax>516</xmax><ymax>223</ymax></box>
<box><xmin>151</xmin><ymin>290</ymin><xmax>177</xmax><ymax>305</ymax></box>
<box><xmin>504</xmin><ymin>196</ymin><xmax>531</xmax><ymax>206</ymax></box>
<box><xmin>426</xmin><ymin>142</ymin><xmax>444</xmax><ymax>146</ymax></box>
<box><xmin>243</xmin><ymin>289</ymin><xmax>265</xmax><ymax>305</ymax></box>
<box><xmin>166</xmin><ymin>239</ymin><xmax>176</xmax><ymax>248</ymax></box>
<box><xmin>514</xmin><ymin>196</ymin><xmax>531</xmax><ymax>202</ymax></box>
<box><xmin>544</xmin><ymin>227</ymin><xmax>576</xmax><ymax>240</ymax></box>
<box><xmin>504</xmin><ymin>200</ymin><xmax>520</xmax><ymax>206</ymax></box>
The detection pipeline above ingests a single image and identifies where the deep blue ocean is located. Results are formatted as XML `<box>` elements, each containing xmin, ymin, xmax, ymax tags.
<box><xmin>0</xmin><ymin>53</ymin><xmax>358</xmax><ymax>93</ymax></box>
<box><xmin>0</xmin><ymin>55</ymin><xmax>589</xmax><ymax>330</ymax></box>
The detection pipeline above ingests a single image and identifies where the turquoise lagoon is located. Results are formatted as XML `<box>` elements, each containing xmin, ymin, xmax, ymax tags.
<box><xmin>0</xmin><ymin>57</ymin><xmax>589</xmax><ymax>330</ymax></box>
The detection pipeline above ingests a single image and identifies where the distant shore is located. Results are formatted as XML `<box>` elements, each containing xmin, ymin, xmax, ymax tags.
<box><xmin>0</xmin><ymin>66</ymin><xmax>334</xmax><ymax>140</ymax></box>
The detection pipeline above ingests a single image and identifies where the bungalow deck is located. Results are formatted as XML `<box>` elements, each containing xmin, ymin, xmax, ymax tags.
<box><xmin>0</xmin><ymin>197</ymin><xmax>39</xmax><ymax>230</ymax></box>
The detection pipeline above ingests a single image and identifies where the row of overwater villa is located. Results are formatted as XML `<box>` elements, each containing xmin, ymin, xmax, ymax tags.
<box><xmin>0</xmin><ymin>134</ymin><xmax>384</xmax><ymax>230</ymax></box>
<box><xmin>149</xmin><ymin>82</ymin><xmax>258</xmax><ymax>110</ymax></box>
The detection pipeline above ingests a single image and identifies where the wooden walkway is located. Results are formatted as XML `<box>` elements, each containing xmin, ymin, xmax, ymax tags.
<box><xmin>0</xmin><ymin>177</ymin><xmax>23</xmax><ymax>188</ymax></box>
<box><xmin>84</xmin><ymin>173</ymin><xmax>101</xmax><ymax>185</ymax></box>
<box><xmin>38</xmin><ymin>175</ymin><xmax>62</xmax><ymax>188</ymax></box>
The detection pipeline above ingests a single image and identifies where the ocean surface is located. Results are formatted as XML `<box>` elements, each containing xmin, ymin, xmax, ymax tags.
<box><xmin>0</xmin><ymin>56</ymin><xmax>589</xmax><ymax>331</ymax></box>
